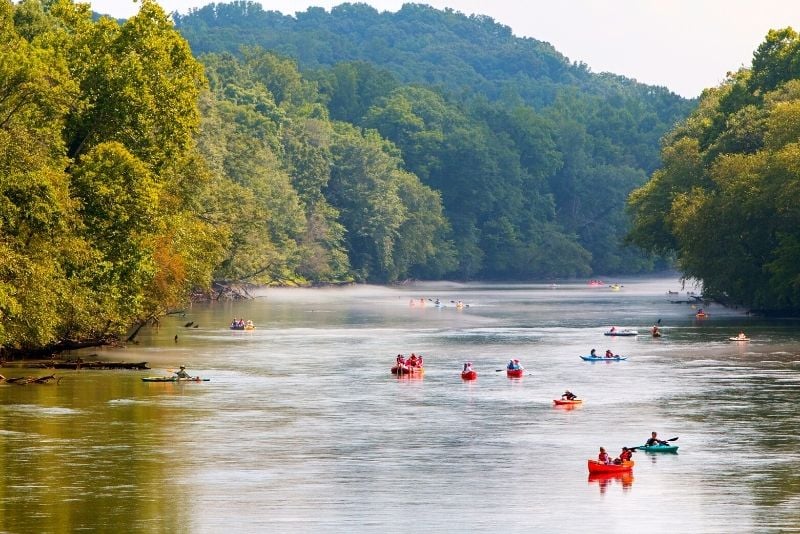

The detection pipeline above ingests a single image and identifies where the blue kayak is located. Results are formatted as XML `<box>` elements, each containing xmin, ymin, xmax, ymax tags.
<box><xmin>636</xmin><ymin>443</ymin><xmax>678</xmax><ymax>453</ymax></box>
<box><xmin>580</xmin><ymin>355</ymin><xmax>627</xmax><ymax>361</ymax></box>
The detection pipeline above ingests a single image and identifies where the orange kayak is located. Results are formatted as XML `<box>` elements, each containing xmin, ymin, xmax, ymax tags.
<box><xmin>506</xmin><ymin>368</ymin><xmax>524</xmax><ymax>378</ymax></box>
<box><xmin>461</xmin><ymin>370</ymin><xmax>477</xmax><ymax>380</ymax></box>
<box><xmin>587</xmin><ymin>460</ymin><xmax>634</xmax><ymax>474</ymax></box>
<box><xmin>553</xmin><ymin>399</ymin><xmax>582</xmax><ymax>406</ymax></box>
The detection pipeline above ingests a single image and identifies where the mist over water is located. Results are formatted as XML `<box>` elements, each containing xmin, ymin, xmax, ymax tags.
<box><xmin>2</xmin><ymin>277</ymin><xmax>800</xmax><ymax>532</ymax></box>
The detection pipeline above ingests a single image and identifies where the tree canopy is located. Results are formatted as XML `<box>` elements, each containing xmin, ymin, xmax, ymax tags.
<box><xmin>628</xmin><ymin>28</ymin><xmax>800</xmax><ymax>314</ymax></box>
<box><xmin>174</xmin><ymin>1</ymin><xmax>693</xmax><ymax>278</ymax></box>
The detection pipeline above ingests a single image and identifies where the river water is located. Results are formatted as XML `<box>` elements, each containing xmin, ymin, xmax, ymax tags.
<box><xmin>2</xmin><ymin>277</ymin><xmax>800</xmax><ymax>533</ymax></box>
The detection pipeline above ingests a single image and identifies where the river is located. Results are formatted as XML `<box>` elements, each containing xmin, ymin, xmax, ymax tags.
<box><xmin>2</xmin><ymin>277</ymin><xmax>800</xmax><ymax>533</ymax></box>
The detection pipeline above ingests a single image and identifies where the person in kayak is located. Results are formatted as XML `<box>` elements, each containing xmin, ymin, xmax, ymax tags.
<box><xmin>396</xmin><ymin>354</ymin><xmax>406</xmax><ymax>367</ymax></box>
<box><xmin>590</xmin><ymin>348</ymin><xmax>597</xmax><ymax>357</ymax></box>
<box><xmin>174</xmin><ymin>366</ymin><xmax>191</xmax><ymax>379</ymax></box>
<box><xmin>561</xmin><ymin>390</ymin><xmax>577</xmax><ymax>400</ymax></box>
<box><xmin>463</xmin><ymin>361</ymin><xmax>473</xmax><ymax>373</ymax></box>
<box><xmin>614</xmin><ymin>447</ymin><xmax>633</xmax><ymax>464</ymax></box>
<box><xmin>407</xmin><ymin>353</ymin><xmax>419</xmax><ymax>367</ymax></box>
<box><xmin>507</xmin><ymin>359</ymin><xmax>521</xmax><ymax>370</ymax></box>
<box><xmin>417</xmin><ymin>354</ymin><xmax>424</xmax><ymax>367</ymax></box>
<box><xmin>605</xmin><ymin>349</ymin><xmax>614</xmax><ymax>358</ymax></box>
<box><xmin>645</xmin><ymin>431</ymin><xmax>667</xmax><ymax>446</ymax></box>
<box><xmin>598</xmin><ymin>447</ymin><xmax>611</xmax><ymax>464</ymax></box>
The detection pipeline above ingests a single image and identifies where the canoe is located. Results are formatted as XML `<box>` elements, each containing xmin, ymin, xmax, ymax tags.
<box><xmin>461</xmin><ymin>370</ymin><xmax>477</xmax><ymax>380</ymax></box>
<box><xmin>604</xmin><ymin>330</ymin><xmax>638</xmax><ymax>336</ymax></box>
<box><xmin>695</xmin><ymin>313</ymin><xmax>708</xmax><ymax>318</ymax></box>
<box><xmin>391</xmin><ymin>366</ymin><xmax>424</xmax><ymax>376</ymax></box>
<box><xmin>636</xmin><ymin>443</ymin><xmax>678</xmax><ymax>453</ymax></box>
<box><xmin>588</xmin><ymin>460</ymin><xmax>634</xmax><ymax>474</ymax></box>
<box><xmin>729</xmin><ymin>337</ymin><xmax>749</xmax><ymax>342</ymax></box>
<box><xmin>506</xmin><ymin>368</ymin><xmax>524</xmax><ymax>378</ymax></box>
<box><xmin>141</xmin><ymin>376</ymin><xmax>209</xmax><ymax>382</ymax></box>
<box><xmin>580</xmin><ymin>355</ymin><xmax>627</xmax><ymax>361</ymax></box>
<box><xmin>553</xmin><ymin>399</ymin><xmax>582</xmax><ymax>406</ymax></box>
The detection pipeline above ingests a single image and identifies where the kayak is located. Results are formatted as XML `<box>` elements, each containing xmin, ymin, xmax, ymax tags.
<box><xmin>604</xmin><ymin>330</ymin><xmax>638</xmax><ymax>336</ymax></box>
<box><xmin>695</xmin><ymin>313</ymin><xmax>708</xmax><ymax>318</ymax></box>
<box><xmin>729</xmin><ymin>336</ymin><xmax>750</xmax><ymax>342</ymax></box>
<box><xmin>553</xmin><ymin>399</ymin><xmax>583</xmax><ymax>406</ymax></box>
<box><xmin>392</xmin><ymin>366</ymin><xmax>424</xmax><ymax>376</ymax></box>
<box><xmin>141</xmin><ymin>376</ymin><xmax>209</xmax><ymax>382</ymax></box>
<box><xmin>588</xmin><ymin>460</ymin><xmax>634</xmax><ymax>474</ymax></box>
<box><xmin>580</xmin><ymin>355</ymin><xmax>627</xmax><ymax>361</ymax></box>
<box><xmin>636</xmin><ymin>443</ymin><xmax>679</xmax><ymax>453</ymax></box>
<box><xmin>506</xmin><ymin>368</ymin><xmax>524</xmax><ymax>378</ymax></box>
<box><xmin>461</xmin><ymin>370</ymin><xmax>477</xmax><ymax>380</ymax></box>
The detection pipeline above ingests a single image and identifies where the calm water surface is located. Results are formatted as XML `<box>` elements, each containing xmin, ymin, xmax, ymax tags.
<box><xmin>2</xmin><ymin>278</ymin><xmax>800</xmax><ymax>533</ymax></box>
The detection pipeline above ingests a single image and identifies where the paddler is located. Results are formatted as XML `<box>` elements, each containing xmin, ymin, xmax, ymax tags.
<box><xmin>645</xmin><ymin>431</ymin><xmax>667</xmax><ymax>446</ymax></box>
<box><xmin>174</xmin><ymin>366</ymin><xmax>191</xmax><ymax>379</ymax></box>
<box><xmin>614</xmin><ymin>447</ymin><xmax>633</xmax><ymax>464</ymax></box>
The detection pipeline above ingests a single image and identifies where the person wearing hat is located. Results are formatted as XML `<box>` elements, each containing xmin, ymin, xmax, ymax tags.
<box><xmin>174</xmin><ymin>366</ymin><xmax>191</xmax><ymax>379</ymax></box>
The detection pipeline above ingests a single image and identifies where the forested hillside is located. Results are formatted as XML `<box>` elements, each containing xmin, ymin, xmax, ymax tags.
<box><xmin>0</xmin><ymin>0</ymin><xmax>697</xmax><ymax>355</ymax></box>
<box><xmin>628</xmin><ymin>28</ymin><xmax>800</xmax><ymax>314</ymax></box>
<box><xmin>174</xmin><ymin>1</ymin><xmax>694</xmax><ymax>277</ymax></box>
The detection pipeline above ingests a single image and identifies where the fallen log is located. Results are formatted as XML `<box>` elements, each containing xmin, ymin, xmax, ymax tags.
<box><xmin>4</xmin><ymin>375</ymin><xmax>57</xmax><ymax>385</ymax></box>
<box><xmin>52</xmin><ymin>361</ymin><xmax>150</xmax><ymax>370</ymax></box>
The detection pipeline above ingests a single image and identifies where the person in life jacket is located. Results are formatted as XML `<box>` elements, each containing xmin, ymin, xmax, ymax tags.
<box><xmin>396</xmin><ymin>354</ymin><xmax>405</xmax><ymax>367</ymax></box>
<box><xmin>417</xmin><ymin>354</ymin><xmax>424</xmax><ymax>367</ymax></box>
<box><xmin>407</xmin><ymin>354</ymin><xmax>419</xmax><ymax>367</ymax></box>
<box><xmin>605</xmin><ymin>349</ymin><xmax>614</xmax><ymax>358</ymax></box>
<box><xmin>598</xmin><ymin>447</ymin><xmax>611</xmax><ymax>464</ymax></box>
<box><xmin>614</xmin><ymin>447</ymin><xmax>633</xmax><ymax>464</ymax></box>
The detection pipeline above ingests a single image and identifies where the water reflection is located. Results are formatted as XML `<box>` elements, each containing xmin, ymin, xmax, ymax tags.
<box><xmin>5</xmin><ymin>278</ymin><xmax>800</xmax><ymax>531</ymax></box>
<box><xmin>588</xmin><ymin>472</ymin><xmax>634</xmax><ymax>494</ymax></box>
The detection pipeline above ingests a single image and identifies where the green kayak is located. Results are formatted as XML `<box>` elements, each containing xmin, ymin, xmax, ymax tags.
<box><xmin>141</xmin><ymin>376</ymin><xmax>210</xmax><ymax>382</ymax></box>
<box><xmin>636</xmin><ymin>443</ymin><xmax>678</xmax><ymax>453</ymax></box>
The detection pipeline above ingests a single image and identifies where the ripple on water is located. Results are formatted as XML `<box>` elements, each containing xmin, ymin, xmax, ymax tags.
<box><xmin>2</xmin><ymin>404</ymin><xmax>83</xmax><ymax>416</ymax></box>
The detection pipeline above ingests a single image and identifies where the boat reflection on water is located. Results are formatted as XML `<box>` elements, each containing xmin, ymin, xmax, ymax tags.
<box><xmin>588</xmin><ymin>472</ymin><xmax>634</xmax><ymax>494</ymax></box>
<box><xmin>553</xmin><ymin>402</ymin><xmax>583</xmax><ymax>411</ymax></box>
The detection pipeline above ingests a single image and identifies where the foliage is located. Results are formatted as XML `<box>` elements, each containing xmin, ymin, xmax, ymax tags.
<box><xmin>174</xmin><ymin>2</ymin><xmax>693</xmax><ymax>277</ymax></box>
<box><xmin>628</xmin><ymin>29</ymin><xmax>800</xmax><ymax>313</ymax></box>
<box><xmin>0</xmin><ymin>0</ymin><xmax>224</xmax><ymax>352</ymax></box>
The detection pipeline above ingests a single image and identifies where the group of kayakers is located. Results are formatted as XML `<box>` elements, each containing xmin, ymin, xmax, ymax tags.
<box><xmin>589</xmin><ymin>348</ymin><xmax>619</xmax><ymax>358</ymax></box>
<box><xmin>507</xmin><ymin>359</ymin><xmax>523</xmax><ymax>370</ymax></box>
<box><xmin>597</xmin><ymin>431</ymin><xmax>669</xmax><ymax>465</ymax></box>
<box><xmin>409</xmin><ymin>298</ymin><xmax>466</xmax><ymax>309</ymax></box>
<box><xmin>597</xmin><ymin>446</ymin><xmax>632</xmax><ymax>465</ymax></box>
<box><xmin>230</xmin><ymin>318</ymin><xmax>255</xmax><ymax>330</ymax></box>
<box><xmin>396</xmin><ymin>353</ymin><xmax>424</xmax><ymax>369</ymax></box>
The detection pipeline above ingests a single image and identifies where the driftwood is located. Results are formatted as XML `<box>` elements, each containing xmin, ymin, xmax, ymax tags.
<box><xmin>0</xmin><ymin>359</ymin><xmax>149</xmax><ymax>370</ymax></box>
<box><xmin>52</xmin><ymin>361</ymin><xmax>149</xmax><ymax>370</ymax></box>
<box><xmin>3</xmin><ymin>374</ymin><xmax>58</xmax><ymax>385</ymax></box>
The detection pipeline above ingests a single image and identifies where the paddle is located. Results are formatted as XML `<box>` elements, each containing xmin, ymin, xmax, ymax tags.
<box><xmin>495</xmin><ymin>368</ymin><xmax>532</xmax><ymax>376</ymax></box>
<box><xmin>630</xmin><ymin>437</ymin><xmax>679</xmax><ymax>450</ymax></box>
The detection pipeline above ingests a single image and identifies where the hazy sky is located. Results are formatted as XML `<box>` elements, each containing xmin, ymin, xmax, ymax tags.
<box><xmin>88</xmin><ymin>0</ymin><xmax>800</xmax><ymax>97</ymax></box>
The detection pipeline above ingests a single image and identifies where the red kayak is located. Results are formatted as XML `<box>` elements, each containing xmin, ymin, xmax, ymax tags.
<box><xmin>587</xmin><ymin>460</ymin><xmax>634</xmax><ymax>474</ymax></box>
<box><xmin>553</xmin><ymin>399</ymin><xmax>583</xmax><ymax>406</ymax></box>
<box><xmin>391</xmin><ymin>365</ymin><xmax>424</xmax><ymax>376</ymax></box>
<box><xmin>506</xmin><ymin>368</ymin><xmax>524</xmax><ymax>378</ymax></box>
<box><xmin>461</xmin><ymin>370</ymin><xmax>477</xmax><ymax>380</ymax></box>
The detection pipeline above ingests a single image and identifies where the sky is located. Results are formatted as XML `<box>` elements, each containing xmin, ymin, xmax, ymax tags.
<box><xmin>88</xmin><ymin>0</ymin><xmax>800</xmax><ymax>98</ymax></box>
